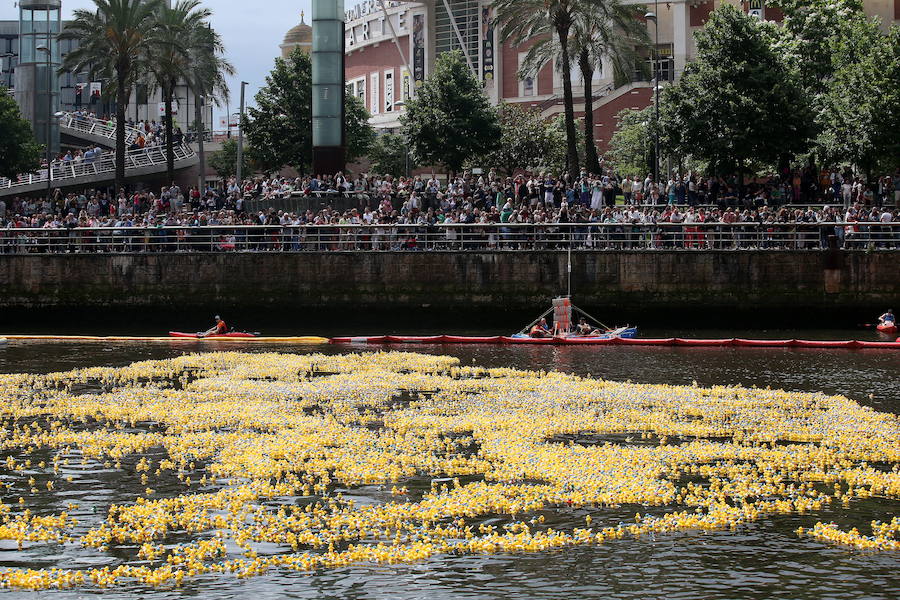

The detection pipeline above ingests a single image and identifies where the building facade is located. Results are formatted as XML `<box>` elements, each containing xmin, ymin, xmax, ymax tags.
<box><xmin>1</xmin><ymin>0</ymin><xmax>214</xmax><ymax>151</ymax></box>
<box><xmin>340</xmin><ymin>0</ymin><xmax>900</xmax><ymax>153</ymax></box>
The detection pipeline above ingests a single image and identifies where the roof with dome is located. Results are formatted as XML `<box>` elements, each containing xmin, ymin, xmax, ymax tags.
<box><xmin>283</xmin><ymin>12</ymin><xmax>312</xmax><ymax>46</ymax></box>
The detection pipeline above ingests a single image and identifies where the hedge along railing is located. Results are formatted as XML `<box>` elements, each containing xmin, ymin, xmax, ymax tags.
<box><xmin>0</xmin><ymin>222</ymin><xmax>897</xmax><ymax>254</ymax></box>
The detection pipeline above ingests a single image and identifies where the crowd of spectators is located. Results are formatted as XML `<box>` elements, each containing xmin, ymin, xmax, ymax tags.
<box><xmin>242</xmin><ymin>166</ymin><xmax>900</xmax><ymax>209</ymax></box>
<box><xmin>0</xmin><ymin>165</ymin><xmax>897</xmax><ymax>253</ymax></box>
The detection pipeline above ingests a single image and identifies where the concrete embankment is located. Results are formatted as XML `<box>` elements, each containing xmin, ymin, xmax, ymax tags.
<box><xmin>0</xmin><ymin>251</ymin><xmax>896</xmax><ymax>318</ymax></box>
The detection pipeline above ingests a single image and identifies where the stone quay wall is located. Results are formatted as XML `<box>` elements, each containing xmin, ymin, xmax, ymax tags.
<box><xmin>0</xmin><ymin>251</ymin><xmax>895</xmax><ymax>312</ymax></box>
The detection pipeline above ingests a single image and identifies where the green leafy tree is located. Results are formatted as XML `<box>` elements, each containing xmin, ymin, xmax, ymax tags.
<box><xmin>400</xmin><ymin>51</ymin><xmax>500</xmax><ymax>175</ymax></box>
<box><xmin>368</xmin><ymin>134</ymin><xmax>413</xmax><ymax>176</ymax></box>
<box><xmin>60</xmin><ymin>0</ymin><xmax>163</xmax><ymax>190</ymax></box>
<box><xmin>770</xmin><ymin>0</ymin><xmax>864</xmax><ymax>99</ymax></box>
<box><xmin>607</xmin><ymin>106</ymin><xmax>653</xmax><ymax>178</ymax></box>
<box><xmin>814</xmin><ymin>17</ymin><xmax>896</xmax><ymax>177</ymax></box>
<box><xmin>208</xmin><ymin>137</ymin><xmax>251</xmax><ymax>180</ymax></box>
<box><xmin>772</xmin><ymin>0</ymin><xmax>899</xmax><ymax>174</ymax></box>
<box><xmin>570</xmin><ymin>0</ymin><xmax>648</xmax><ymax>174</ymax></box>
<box><xmin>495</xmin><ymin>0</ymin><xmax>619</xmax><ymax>173</ymax></box>
<box><xmin>659</xmin><ymin>5</ymin><xmax>811</xmax><ymax>187</ymax></box>
<box><xmin>245</xmin><ymin>50</ymin><xmax>373</xmax><ymax>174</ymax></box>
<box><xmin>345</xmin><ymin>94</ymin><xmax>376</xmax><ymax>164</ymax></box>
<box><xmin>148</xmin><ymin>0</ymin><xmax>210</xmax><ymax>183</ymax></box>
<box><xmin>244</xmin><ymin>49</ymin><xmax>312</xmax><ymax>173</ymax></box>
<box><xmin>480</xmin><ymin>103</ymin><xmax>561</xmax><ymax>176</ymax></box>
<box><xmin>0</xmin><ymin>90</ymin><xmax>42</xmax><ymax>180</ymax></box>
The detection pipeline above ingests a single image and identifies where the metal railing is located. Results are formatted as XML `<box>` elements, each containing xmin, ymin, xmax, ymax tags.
<box><xmin>0</xmin><ymin>112</ymin><xmax>196</xmax><ymax>193</ymax></box>
<box><xmin>0</xmin><ymin>144</ymin><xmax>197</xmax><ymax>192</ymax></box>
<box><xmin>0</xmin><ymin>223</ymin><xmax>897</xmax><ymax>255</ymax></box>
<box><xmin>59</xmin><ymin>112</ymin><xmax>142</xmax><ymax>146</ymax></box>
<box><xmin>0</xmin><ymin>144</ymin><xmax>194</xmax><ymax>189</ymax></box>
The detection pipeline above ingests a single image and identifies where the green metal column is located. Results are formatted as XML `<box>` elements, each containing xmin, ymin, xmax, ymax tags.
<box><xmin>311</xmin><ymin>0</ymin><xmax>346</xmax><ymax>176</ymax></box>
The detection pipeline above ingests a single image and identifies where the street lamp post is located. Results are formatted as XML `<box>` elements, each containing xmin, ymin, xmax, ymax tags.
<box><xmin>36</xmin><ymin>43</ymin><xmax>53</xmax><ymax>205</ymax></box>
<box><xmin>644</xmin><ymin>8</ymin><xmax>660</xmax><ymax>191</ymax></box>
<box><xmin>236</xmin><ymin>81</ymin><xmax>247</xmax><ymax>186</ymax></box>
<box><xmin>394</xmin><ymin>99</ymin><xmax>409</xmax><ymax>177</ymax></box>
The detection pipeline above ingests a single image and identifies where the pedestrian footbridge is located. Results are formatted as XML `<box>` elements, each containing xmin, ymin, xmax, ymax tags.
<box><xmin>0</xmin><ymin>113</ymin><xmax>198</xmax><ymax>197</ymax></box>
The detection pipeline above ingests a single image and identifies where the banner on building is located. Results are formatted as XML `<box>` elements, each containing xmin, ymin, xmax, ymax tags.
<box><xmin>748</xmin><ymin>0</ymin><xmax>765</xmax><ymax>19</ymax></box>
<box><xmin>89</xmin><ymin>82</ymin><xmax>102</xmax><ymax>104</ymax></box>
<box><xmin>481</xmin><ymin>6</ymin><xmax>495</xmax><ymax>86</ymax></box>
<box><xmin>157</xmin><ymin>100</ymin><xmax>179</xmax><ymax>116</ymax></box>
<box><xmin>412</xmin><ymin>13</ymin><xmax>425</xmax><ymax>88</ymax></box>
<box><xmin>401</xmin><ymin>68</ymin><xmax>411</xmax><ymax>102</ymax></box>
<box><xmin>384</xmin><ymin>70</ymin><xmax>394</xmax><ymax>112</ymax></box>
<box><xmin>74</xmin><ymin>82</ymin><xmax>85</xmax><ymax>107</ymax></box>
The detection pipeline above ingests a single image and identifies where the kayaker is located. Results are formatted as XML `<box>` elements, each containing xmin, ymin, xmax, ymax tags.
<box><xmin>529</xmin><ymin>318</ymin><xmax>552</xmax><ymax>338</ymax></box>
<box><xmin>879</xmin><ymin>309</ymin><xmax>895</xmax><ymax>326</ymax></box>
<box><xmin>200</xmin><ymin>315</ymin><xmax>228</xmax><ymax>338</ymax></box>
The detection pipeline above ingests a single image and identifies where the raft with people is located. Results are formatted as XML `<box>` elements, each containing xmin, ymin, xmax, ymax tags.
<box><xmin>329</xmin><ymin>299</ymin><xmax>900</xmax><ymax>348</ymax></box>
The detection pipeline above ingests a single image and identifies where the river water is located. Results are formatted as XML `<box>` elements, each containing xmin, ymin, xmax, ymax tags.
<box><xmin>0</xmin><ymin>332</ymin><xmax>897</xmax><ymax>599</ymax></box>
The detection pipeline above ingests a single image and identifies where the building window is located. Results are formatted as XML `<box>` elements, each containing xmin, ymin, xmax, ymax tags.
<box><xmin>518</xmin><ymin>52</ymin><xmax>534</xmax><ymax>97</ymax></box>
<box><xmin>434</xmin><ymin>0</ymin><xmax>480</xmax><ymax>75</ymax></box>
<box><xmin>634</xmin><ymin>45</ymin><xmax>674</xmax><ymax>82</ymax></box>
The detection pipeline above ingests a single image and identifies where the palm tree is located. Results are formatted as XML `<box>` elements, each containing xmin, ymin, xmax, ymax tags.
<box><xmin>149</xmin><ymin>0</ymin><xmax>211</xmax><ymax>184</ymax></box>
<box><xmin>571</xmin><ymin>1</ymin><xmax>648</xmax><ymax>174</ymax></box>
<box><xmin>60</xmin><ymin>0</ymin><xmax>162</xmax><ymax>191</ymax></box>
<box><xmin>494</xmin><ymin>0</ymin><xmax>607</xmax><ymax>174</ymax></box>
<box><xmin>186</xmin><ymin>24</ymin><xmax>234</xmax><ymax>193</ymax></box>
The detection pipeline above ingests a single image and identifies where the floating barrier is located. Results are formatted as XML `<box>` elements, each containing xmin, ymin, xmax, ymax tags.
<box><xmin>1</xmin><ymin>335</ymin><xmax>330</xmax><ymax>344</ymax></box>
<box><xmin>330</xmin><ymin>335</ymin><xmax>900</xmax><ymax>349</ymax></box>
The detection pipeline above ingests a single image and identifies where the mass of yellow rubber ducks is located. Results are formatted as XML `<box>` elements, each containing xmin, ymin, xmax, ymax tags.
<box><xmin>0</xmin><ymin>351</ymin><xmax>896</xmax><ymax>590</ymax></box>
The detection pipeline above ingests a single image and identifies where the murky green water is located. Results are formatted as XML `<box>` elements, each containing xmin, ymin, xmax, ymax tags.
<box><xmin>0</xmin><ymin>336</ymin><xmax>897</xmax><ymax>599</ymax></box>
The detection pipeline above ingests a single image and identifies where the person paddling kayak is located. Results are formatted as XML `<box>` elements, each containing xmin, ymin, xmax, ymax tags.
<box><xmin>879</xmin><ymin>309</ymin><xmax>895</xmax><ymax>326</ymax></box>
<box><xmin>200</xmin><ymin>315</ymin><xmax>228</xmax><ymax>338</ymax></box>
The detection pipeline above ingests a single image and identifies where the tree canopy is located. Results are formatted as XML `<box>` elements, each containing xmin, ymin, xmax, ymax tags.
<box><xmin>0</xmin><ymin>91</ymin><xmax>42</xmax><ymax>180</ymax></box>
<box><xmin>209</xmin><ymin>137</ymin><xmax>251</xmax><ymax>180</ymax></box>
<box><xmin>606</xmin><ymin>107</ymin><xmax>653</xmax><ymax>178</ymax></box>
<box><xmin>479</xmin><ymin>103</ymin><xmax>565</xmax><ymax>176</ymax></box>
<box><xmin>245</xmin><ymin>49</ymin><xmax>375</xmax><ymax>174</ymax></box>
<box><xmin>659</xmin><ymin>4</ymin><xmax>812</xmax><ymax>177</ymax></box>
<box><xmin>400</xmin><ymin>51</ymin><xmax>500</xmax><ymax>175</ymax></box>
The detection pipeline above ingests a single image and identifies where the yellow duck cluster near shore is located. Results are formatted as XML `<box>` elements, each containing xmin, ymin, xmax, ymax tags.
<box><xmin>0</xmin><ymin>351</ymin><xmax>897</xmax><ymax>590</ymax></box>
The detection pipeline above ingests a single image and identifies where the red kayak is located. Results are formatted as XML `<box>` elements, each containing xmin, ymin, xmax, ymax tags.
<box><xmin>169</xmin><ymin>331</ymin><xmax>260</xmax><ymax>339</ymax></box>
<box><xmin>876</xmin><ymin>323</ymin><xmax>897</xmax><ymax>334</ymax></box>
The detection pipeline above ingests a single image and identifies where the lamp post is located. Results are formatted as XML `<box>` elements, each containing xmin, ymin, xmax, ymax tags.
<box><xmin>36</xmin><ymin>43</ymin><xmax>53</xmax><ymax>204</ymax></box>
<box><xmin>644</xmin><ymin>9</ymin><xmax>660</xmax><ymax>190</ymax></box>
<box><xmin>394</xmin><ymin>99</ymin><xmax>409</xmax><ymax>177</ymax></box>
<box><xmin>236</xmin><ymin>81</ymin><xmax>247</xmax><ymax>186</ymax></box>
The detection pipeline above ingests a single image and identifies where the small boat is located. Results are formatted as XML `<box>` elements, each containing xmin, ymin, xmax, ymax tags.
<box><xmin>876</xmin><ymin>323</ymin><xmax>897</xmax><ymax>334</ymax></box>
<box><xmin>513</xmin><ymin>297</ymin><xmax>637</xmax><ymax>342</ymax></box>
<box><xmin>507</xmin><ymin>326</ymin><xmax>638</xmax><ymax>342</ymax></box>
<box><xmin>168</xmin><ymin>331</ymin><xmax>261</xmax><ymax>339</ymax></box>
